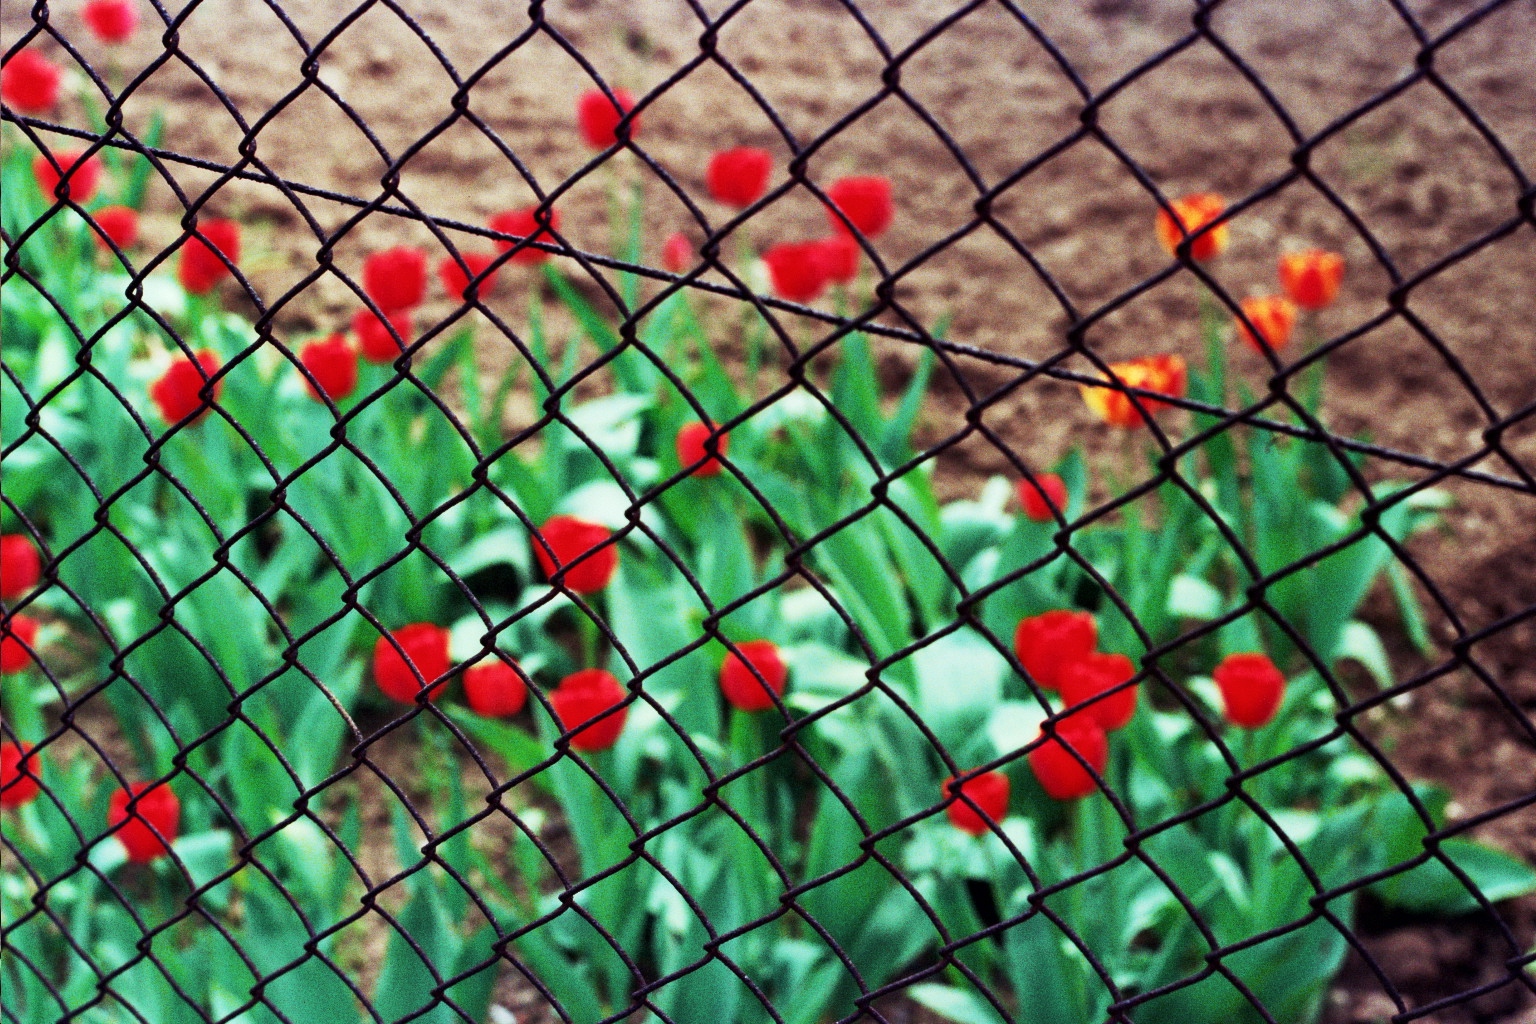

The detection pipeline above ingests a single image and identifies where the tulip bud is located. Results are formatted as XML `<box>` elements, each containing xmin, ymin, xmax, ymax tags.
<box><xmin>1017</xmin><ymin>473</ymin><xmax>1068</xmax><ymax>523</ymax></box>
<box><xmin>706</xmin><ymin>147</ymin><xmax>773</xmax><ymax>208</ymax></box>
<box><xmin>82</xmin><ymin>0</ymin><xmax>139</xmax><ymax>43</ymax></box>
<box><xmin>1279</xmin><ymin>249</ymin><xmax>1344</xmax><ymax>310</ymax></box>
<box><xmin>1</xmin><ymin>742</ymin><xmax>41</xmax><ymax>809</ymax></box>
<box><xmin>719</xmin><ymin>640</ymin><xmax>787</xmax><ymax>712</ymax></box>
<box><xmin>108</xmin><ymin>782</ymin><xmax>180</xmax><ymax>863</ymax></box>
<box><xmin>1</xmin><ymin>615</ymin><xmax>40</xmax><ymax>675</ymax></box>
<box><xmin>1</xmin><ymin>535</ymin><xmax>42</xmax><ymax>601</ymax></box>
<box><xmin>177</xmin><ymin>219</ymin><xmax>241</xmax><ymax>295</ymax></box>
<box><xmin>1235</xmin><ymin>295</ymin><xmax>1297</xmax><ymax>354</ymax></box>
<box><xmin>1058</xmin><ymin>652</ymin><xmax>1139</xmax><ymax>732</ymax></box>
<box><xmin>1013</xmin><ymin>610</ymin><xmax>1097</xmax><ymax>692</ymax></box>
<box><xmin>577</xmin><ymin>87</ymin><xmax>639</xmax><ymax>149</ymax></box>
<box><xmin>463</xmin><ymin>658</ymin><xmax>529</xmax><ymax>718</ymax></box>
<box><xmin>1155</xmin><ymin>193</ymin><xmax>1228</xmax><ymax>261</ymax></box>
<box><xmin>362</xmin><ymin>246</ymin><xmax>428</xmax><ymax>313</ymax></box>
<box><xmin>33</xmin><ymin>150</ymin><xmax>104</xmax><ymax>204</ymax></box>
<box><xmin>762</xmin><ymin>242</ymin><xmax>830</xmax><ymax>303</ymax></box>
<box><xmin>373</xmin><ymin>623</ymin><xmax>452</xmax><ymax>704</ymax></box>
<box><xmin>489</xmin><ymin>207</ymin><xmax>561</xmax><ymax>266</ymax></box>
<box><xmin>1212</xmin><ymin>652</ymin><xmax>1287</xmax><ymax>729</ymax></box>
<box><xmin>91</xmin><ymin>206</ymin><xmax>140</xmax><ymax>252</ymax></box>
<box><xmin>549</xmin><ymin>668</ymin><xmax>628</xmax><ymax>751</ymax></box>
<box><xmin>1</xmin><ymin>50</ymin><xmax>62</xmax><ymax>114</ymax></box>
<box><xmin>676</xmin><ymin>421</ymin><xmax>728</xmax><ymax>478</ymax></box>
<box><xmin>661</xmin><ymin>232</ymin><xmax>693</xmax><ymax>273</ymax></box>
<box><xmin>815</xmin><ymin>234</ymin><xmax>860</xmax><ymax>286</ymax></box>
<box><xmin>1028</xmin><ymin>719</ymin><xmax>1108</xmax><ymax>801</ymax></box>
<box><xmin>149</xmin><ymin>350</ymin><xmax>223</xmax><ymax>425</ymax></box>
<box><xmin>438</xmin><ymin>252</ymin><xmax>500</xmax><ymax>301</ymax></box>
<box><xmin>824</xmin><ymin>176</ymin><xmax>894</xmax><ymax>238</ymax></box>
<box><xmin>352</xmin><ymin>307</ymin><xmax>413</xmax><ymax>364</ymax></box>
<box><xmin>534</xmin><ymin>516</ymin><xmax>619</xmax><ymax>595</ymax></box>
<box><xmin>944</xmin><ymin>770</ymin><xmax>1010</xmax><ymax>836</ymax></box>
<box><xmin>298</xmin><ymin>334</ymin><xmax>358</xmax><ymax>403</ymax></box>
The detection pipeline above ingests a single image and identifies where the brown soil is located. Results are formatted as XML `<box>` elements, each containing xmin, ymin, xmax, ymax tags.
<box><xmin>5</xmin><ymin>0</ymin><xmax>1534</xmax><ymax>1019</ymax></box>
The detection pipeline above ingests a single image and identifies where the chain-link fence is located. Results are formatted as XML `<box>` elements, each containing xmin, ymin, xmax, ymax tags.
<box><xmin>3</xmin><ymin>1</ymin><xmax>1534</xmax><ymax>1022</ymax></box>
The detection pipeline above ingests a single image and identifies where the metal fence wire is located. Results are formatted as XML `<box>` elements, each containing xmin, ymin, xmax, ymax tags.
<box><xmin>2</xmin><ymin>1</ymin><xmax>1534</xmax><ymax>1023</ymax></box>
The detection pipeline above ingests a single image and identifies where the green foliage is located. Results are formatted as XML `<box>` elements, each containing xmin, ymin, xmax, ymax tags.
<box><xmin>3</xmin><ymin>125</ymin><xmax>1527</xmax><ymax>1024</ymax></box>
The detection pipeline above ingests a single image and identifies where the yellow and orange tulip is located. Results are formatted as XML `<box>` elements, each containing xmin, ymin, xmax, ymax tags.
<box><xmin>1278</xmin><ymin>249</ymin><xmax>1344</xmax><ymax>310</ymax></box>
<box><xmin>1080</xmin><ymin>354</ymin><xmax>1188</xmax><ymax>428</ymax></box>
<box><xmin>1155</xmin><ymin>193</ymin><xmax>1228</xmax><ymax>262</ymax></box>
<box><xmin>1235</xmin><ymin>295</ymin><xmax>1298</xmax><ymax>354</ymax></box>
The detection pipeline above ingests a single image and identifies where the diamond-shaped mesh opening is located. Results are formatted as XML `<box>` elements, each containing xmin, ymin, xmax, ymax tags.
<box><xmin>5</xmin><ymin>1</ymin><xmax>1534</xmax><ymax>1022</ymax></box>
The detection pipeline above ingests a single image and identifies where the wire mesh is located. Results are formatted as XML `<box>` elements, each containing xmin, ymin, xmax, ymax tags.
<box><xmin>2</xmin><ymin>1</ymin><xmax>1534</xmax><ymax>1023</ymax></box>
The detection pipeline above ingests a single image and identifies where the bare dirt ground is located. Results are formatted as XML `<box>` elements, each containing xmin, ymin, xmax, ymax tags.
<box><xmin>5</xmin><ymin>0</ymin><xmax>1535</xmax><ymax>1019</ymax></box>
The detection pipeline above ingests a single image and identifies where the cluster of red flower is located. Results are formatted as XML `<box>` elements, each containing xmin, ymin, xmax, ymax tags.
<box><xmin>567</xmin><ymin>88</ymin><xmax>896</xmax><ymax>302</ymax></box>
<box><xmin>1</xmin><ymin>757</ymin><xmax>183</xmax><ymax>863</ymax></box>
<box><xmin>2</xmin><ymin>534</ymin><xmax>43</xmax><ymax>677</ymax></box>
<box><xmin>367</xmin><ymin>511</ymin><xmax>790</xmax><ymax>750</ymax></box>
<box><xmin>2</xmin><ymin>2</ymin><xmax>140</xmax><ymax>111</ymax></box>
<box><xmin>944</xmin><ymin>610</ymin><xmax>1289</xmax><ymax>836</ymax></box>
<box><xmin>3</xmin><ymin>532</ymin><xmax>181</xmax><ymax>861</ymax></box>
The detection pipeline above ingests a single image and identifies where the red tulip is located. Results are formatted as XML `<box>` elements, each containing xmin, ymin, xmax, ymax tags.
<box><xmin>824</xmin><ymin>176</ymin><xmax>894</xmax><ymax>238</ymax></box>
<box><xmin>463</xmin><ymin>658</ymin><xmax>528</xmax><ymax>718</ymax></box>
<box><xmin>705</xmin><ymin>147</ymin><xmax>773</xmax><ymax>208</ymax></box>
<box><xmin>1013</xmin><ymin>610</ymin><xmax>1097</xmax><ymax>692</ymax></box>
<box><xmin>533</xmin><ymin>516</ymin><xmax>618</xmax><ymax>595</ymax></box>
<box><xmin>1212</xmin><ymin>652</ymin><xmax>1287</xmax><ymax>729</ymax></box>
<box><xmin>1058</xmin><ymin>652</ymin><xmax>1139</xmax><ymax>732</ymax></box>
<box><xmin>91</xmin><ymin>205</ymin><xmax>140</xmax><ymax>252</ymax></box>
<box><xmin>719</xmin><ymin>639</ymin><xmax>787</xmax><ymax>712</ymax></box>
<box><xmin>489</xmin><ymin>207</ymin><xmax>561</xmax><ymax>266</ymax></box>
<box><xmin>661</xmin><ymin>231</ymin><xmax>693</xmax><ymax>273</ymax></box>
<box><xmin>1235</xmin><ymin>295</ymin><xmax>1297</xmax><ymax>355</ymax></box>
<box><xmin>362</xmin><ymin>246</ymin><xmax>427</xmax><ymax>313</ymax></box>
<box><xmin>1028</xmin><ymin>719</ymin><xmax>1108</xmax><ymax>801</ymax></box>
<box><xmin>298</xmin><ymin>333</ymin><xmax>358</xmax><ymax>403</ymax></box>
<box><xmin>577</xmin><ymin>87</ymin><xmax>639</xmax><ymax>149</ymax></box>
<box><xmin>149</xmin><ymin>350</ymin><xmax>222</xmax><ymax>425</ymax></box>
<box><xmin>944</xmin><ymin>770</ymin><xmax>1010</xmax><ymax>836</ymax></box>
<box><xmin>1</xmin><ymin>615</ymin><xmax>39</xmax><ymax>674</ymax></box>
<box><xmin>351</xmin><ymin>307</ymin><xmax>413</xmax><ymax>364</ymax></box>
<box><xmin>1</xmin><ymin>535</ymin><xmax>42</xmax><ymax>601</ymax></box>
<box><xmin>0</xmin><ymin>742</ymin><xmax>41</xmax><ymax>809</ymax></box>
<box><xmin>372</xmin><ymin>623</ymin><xmax>452</xmax><ymax>704</ymax></box>
<box><xmin>33</xmin><ymin>150</ymin><xmax>104</xmax><ymax>204</ymax></box>
<box><xmin>762</xmin><ymin>241</ymin><xmax>829</xmax><ymax>303</ymax></box>
<box><xmin>549</xmin><ymin>668</ymin><xmax>628</xmax><ymax>751</ymax></box>
<box><xmin>438</xmin><ymin>252</ymin><xmax>500</xmax><ymax>301</ymax></box>
<box><xmin>1</xmin><ymin>50</ymin><xmax>62</xmax><ymax>114</ymax></box>
<box><xmin>815</xmin><ymin>234</ymin><xmax>860</xmax><ymax>286</ymax></box>
<box><xmin>82</xmin><ymin>0</ymin><xmax>139</xmax><ymax>43</ymax></box>
<box><xmin>108</xmin><ymin>782</ymin><xmax>180</xmax><ymax>862</ymax></box>
<box><xmin>1155</xmin><ymin>193</ymin><xmax>1228</xmax><ymax>262</ymax></box>
<box><xmin>676</xmin><ymin>421</ymin><xmax>727</xmax><ymax>478</ymax></box>
<box><xmin>1017</xmin><ymin>473</ymin><xmax>1068</xmax><ymax>523</ymax></box>
<box><xmin>176</xmin><ymin>219</ymin><xmax>241</xmax><ymax>294</ymax></box>
<box><xmin>1279</xmin><ymin>249</ymin><xmax>1345</xmax><ymax>310</ymax></box>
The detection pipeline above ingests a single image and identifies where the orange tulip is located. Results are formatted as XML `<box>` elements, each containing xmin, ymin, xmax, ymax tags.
<box><xmin>1235</xmin><ymin>295</ymin><xmax>1297</xmax><ymax>354</ymax></box>
<box><xmin>1155</xmin><ymin>193</ymin><xmax>1228</xmax><ymax>261</ymax></box>
<box><xmin>1080</xmin><ymin>354</ymin><xmax>1188</xmax><ymax>428</ymax></box>
<box><xmin>1278</xmin><ymin>249</ymin><xmax>1344</xmax><ymax>310</ymax></box>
